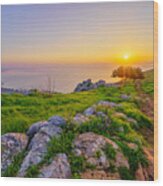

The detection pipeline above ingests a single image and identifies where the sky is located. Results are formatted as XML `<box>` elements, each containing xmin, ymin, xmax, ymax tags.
<box><xmin>2</xmin><ymin>1</ymin><xmax>154</xmax><ymax>65</ymax></box>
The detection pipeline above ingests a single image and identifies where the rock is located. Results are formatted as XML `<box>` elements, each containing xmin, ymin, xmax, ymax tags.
<box><xmin>118</xmin><ymin>126</ymin><xmax>124</xmax><ymax>133</ymax></box>
<box><xmin>48</xmin><ymin>116</ymin><xmax>66</xmax><ymax>127</ymax></box>
<box><xmin>96</xmin><ymin>111</ymin><xmax>111</xmax><ymax>125</ymax></box>
<box><xmin>135</xmin><ymin>148</ymin><xmax>154</xmax><ymax>180</ymax></box>
<box><xmin>143</xmin><ymin>147</ymin><xmax>154</xmax><ymax>180</ymax></box>
<box><xmin>127</xmin><ymin>142</ymin><xmax>138</xmax><ymax>150</ymax></box>
<box><xmin>73</xmin><ymin>132</ymin><xmax>127</xmax><ymax>171</ymax></box>
<box><xmin>74</xmin><ymin>79</ymin><xmax>121</xmax><ymax>92</ymax></box>
<box><xmin>27</xmin><ymin>121</ymin><xmax>48</xmax><ymax>138</ymax></box>
<box><xmin>18</xmin><ymin>124</ymin><xmax>62</xmax><ymax>177</ymax></box>
<box><xmin>74</xmin><ymin>79</ymin><xmax>94</xmax><ymax>92</ymax></box>
<box><xmin>94</xmin><ymin>80</ymin><xmax>106</xmax><ymax>88</ymax></box>
<box><xmin>97</xmin><ymin>101</ymin><xmax>118</xmax><ymax>108</ymax></box>
<box><xmin>115</xmin><ymin>151</ymin><xmax>129</xmax><ymax>169</ymax></box>
<box><xmin>121</xmin><ymin>94</ymin><xmax>130</xmax><ymax>100</ymax></box>
<box><xmin>73</xmin><ymin>114</ymin><xmax>89</xmax><ymax>125</ymax></box>
<box><xmin>39</xmin><ymin>154</ymin><xmax>71</xmax><ymax>178</ymax></box>
<box><xmin>84</xmin><ymin>106</ymin><xmax>96</xmax><ymax>116</ymax></box>
<box><xmin>96</xmin><ymin>111</ymin><xmax>106</xmax><ymax>118</ymax></box>
<box><xmin>81</xmin><ymin>170</ymin><xmax>120</xmax><ymax>180</ymax></box>
<box><xmin>127</xmin><ymin>117</ymin><xmax>137</xmax><ymax>125</ymax></box>
<box><xmin>1</xmin><ymin>133</ymin><xmax>28</xmax><ymax>174</ymax></box>
<box><xmin>135</xmin><ymin>163</ymin><xmax>146</xmax><ymax>180</ymax></box>
<box><xmin>112</xmin><ymin>112</ymin><xmax>127</xmax><ymax>119</ymax></box>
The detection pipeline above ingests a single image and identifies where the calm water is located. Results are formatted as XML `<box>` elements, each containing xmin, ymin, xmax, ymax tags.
<box><xmin>2</xmin><ymin>63</ymin><xmax>153</xmax><ymax>93</ymax></box>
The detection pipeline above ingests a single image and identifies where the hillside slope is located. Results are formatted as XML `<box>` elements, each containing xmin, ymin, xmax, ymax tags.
<box><xmin>1</xmin><ymin>70</ymin><xmax>154</xmax><ymax>180</ymax></box>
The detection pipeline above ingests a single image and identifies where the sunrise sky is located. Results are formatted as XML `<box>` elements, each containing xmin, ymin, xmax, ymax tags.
<box><xmin>2</xmin><ymin>1</ymin><xmax>154</xmax><ymax>65</ymax></box>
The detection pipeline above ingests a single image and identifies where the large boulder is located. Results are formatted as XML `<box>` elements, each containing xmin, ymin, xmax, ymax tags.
<box><xmin>73</xmin><ymin>132</ymin><xmax>129</xmax><ymax>171</ymax></box>
<box><xmin>39</xmin><ymin>153</ymin><xmax>71</xmax><ymax>178</ymax></box>
<box><xmin>26</xmin><ymin>121</ymin><xmax>48</xmax><ymax>138</ymax></box>
<box><xmin>17</xmin><ymin>124</ymin><xmax>62</xmax><ymax>177</ymax></box>
<box><xmin>1</xmin><ymin>133</ymin><xmax>28</xmax><ymax>174</ymax></box>
<box><xmin>48</xmin><ymin>116</ymin><xmax>66</xmax><ymax>127</ymax></box>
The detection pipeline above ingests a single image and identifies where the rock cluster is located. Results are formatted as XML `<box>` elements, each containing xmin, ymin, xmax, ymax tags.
<box><xmin>1</xmin><ymin>100</ymin><xmax>154</xmax><ymax>180</ymax></box>
<box><xmin>74</xmin><ymin>79</ymin><xmax>119</xmax><ymax>92</ymax></box>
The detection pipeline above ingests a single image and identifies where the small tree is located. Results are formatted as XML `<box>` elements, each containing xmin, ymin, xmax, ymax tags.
<box><xmin>112</xmin><ymin>66</ymin><xmax>144</xmax><ymax>81</ymax></box>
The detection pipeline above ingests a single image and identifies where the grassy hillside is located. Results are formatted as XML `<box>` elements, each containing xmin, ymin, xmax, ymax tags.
<box><xmin>1</xmin><ymin>69</ymin><xmax>154</xmax><ymax>135</ymax></box>
<box><xmin>1</xmin><ymin>69</ymin><xmax>154</xmax><ymax>180</ymax></box>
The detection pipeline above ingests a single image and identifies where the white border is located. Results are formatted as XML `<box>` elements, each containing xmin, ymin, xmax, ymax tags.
<box><xmin>0</xmin><ymin>0</ymin><xmax>163</xmax><ymax>186</ymax></box>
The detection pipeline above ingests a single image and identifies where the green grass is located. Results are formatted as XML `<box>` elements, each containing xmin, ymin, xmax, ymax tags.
<box><xmin>25</xmin><ymin>165</ymin><xmax>40</xmax><ymax>178</ymax></box>
<box><xmin>118</xmin><ymin>166</ymin><xmax>134</xmax><ymax>180</ymax></box>
<box><xmin>2</xmin><ymin>70</ymin><xmax>154</xmax><ymax>134</ymax></box>
<box><xmin>116</xmin><ymin>141</ymin><xmax>149</xmax><ymax>175</ymax></box>
<box><xmin>142</xmin><ymin>69</ymin><xmax>154</xmax><ymax>96</ymax></box>
<box><xmin>103</xmin><ymin>143</ymin><xmax>116</xmax><ymax>160</ymax></box>
<box><xmin>1</xmin><ymin>69</ymin><xmax>154</xmax><ymax>178</ymax></box>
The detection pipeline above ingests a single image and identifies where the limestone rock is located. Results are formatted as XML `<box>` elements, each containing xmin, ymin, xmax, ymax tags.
<box><xmin>74</xmin><ymin>79</ymin><xmax>94</xmax><ymax>92</ymax></box>
<box><xmin>18</xmin><ymin>124</ymin><xmax>62</xmax><ymax>177</ymax></box>
<box><xmin>84</xmin><ymin>106</ymin><xmax>96</xmax><ymax>116</ymax></box>
<box><xmin>73</xmin><ymin>132</ymin><xmax>128</xmax><ymax>171</ymax></box>
<box><xmin>97</xmin><ymin>101</ymin><xmax>118</xmax><ymax>108</ymax></box>
<box><xmin>115</xmin><ymin>151</ymin><xmax>129</xmax><ymax>169</ymax></box>
<box><xmin>73</xmin><ymin>113</ymin><xmax>89</xmax><ymax>125</ymax></box>
<box><xmin>48</xmin><ymin>116</ymin><xmax>66</xmax><ymax>127</ymax></box>
<box><xmin>135</xmin><ymin>163</ymin><xmax>146</xmax><ymax>180</ymax></box>
<box><xmin>39</xmin><ymin>154</ymin><xmax>71</xmax><ymax>178</ymax></box>
<box><xmin>94</xmin><ymin>80</ymin><xmax>106</xmax><ymax>88</ymax></box>
<box><xmin>81</xmin><ymin>170</ymin><xmax>120</xmax><ymax>180</ymax></box>
<box><xmin>121</xmin><ymin>94</ymin><xmax>131</xmax><ymax>100</ymax></box>
<box><xmin>127</xmin><ymin>117</ymin><xmax>137</xmax><ymax>125</ymax></box>
<box><xmin>1</xmin><ymin>133</ymin><xmax>28</xmax><ymax>174</ymax></box>
<box><xmin>27</xmin><ymin>121</ymin><xmax>48</xmax><ymax>138</ymax></box>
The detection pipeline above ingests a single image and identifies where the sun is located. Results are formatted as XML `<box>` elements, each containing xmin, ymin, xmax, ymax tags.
<box><xmin>123</xmin><ymin>54</ymin><xmax>129</xmax><ymax>60</ymax></box>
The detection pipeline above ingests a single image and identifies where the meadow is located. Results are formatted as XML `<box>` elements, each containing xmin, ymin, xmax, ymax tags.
<box><xmin>1</xmin><ymin>69</ymin><xmax>154</xmax><ymax>180</ymax></box>
<box><xmin>1</xmin><ymin>69</ymin><xmax>154</xmax><ymax>135</ymax></box>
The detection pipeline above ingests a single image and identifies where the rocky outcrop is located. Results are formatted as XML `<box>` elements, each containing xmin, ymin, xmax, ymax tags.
<box><xmin>74</xmin><ymin>132</ymin><xmax>129</xmax><ymax>171</ymax></box>
<box><xmin>27</xmin><ymin>121</ymin><xmax>48</xmax><ymax>138</ymax></box>
<box><xmin>74</xmin><ymin>79</ymin><xmax>119</xmax><ymax>92</ymax></box>
<box><xmin>1</xmin><ymin>133</ymin><xmax>28</xmax><ymax>174</ymax></box>
<box><xmin>1</xmin><ymin>100</ymin><xmax>154</xmax><ymax>180</ymax></box>
<box><xmin>18</xmin><ymin>123</ymin><xmax>62</xmax><ymax>177</ymax></box>
<box><xmin>48</xmin><ymin>115</ymin><xmax>66</xmax><ymax>127</ymax></box>
<box><xmin>39</xmin><ymin>153</ymin><xmax>71</xmax><ymax>178</ymax></box>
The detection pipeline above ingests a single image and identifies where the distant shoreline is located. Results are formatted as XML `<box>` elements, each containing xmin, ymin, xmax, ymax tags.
<box><xmin>1</xmin><ymin>68</ymin><xmax>154</xmax><ymax>95</ymax></box>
